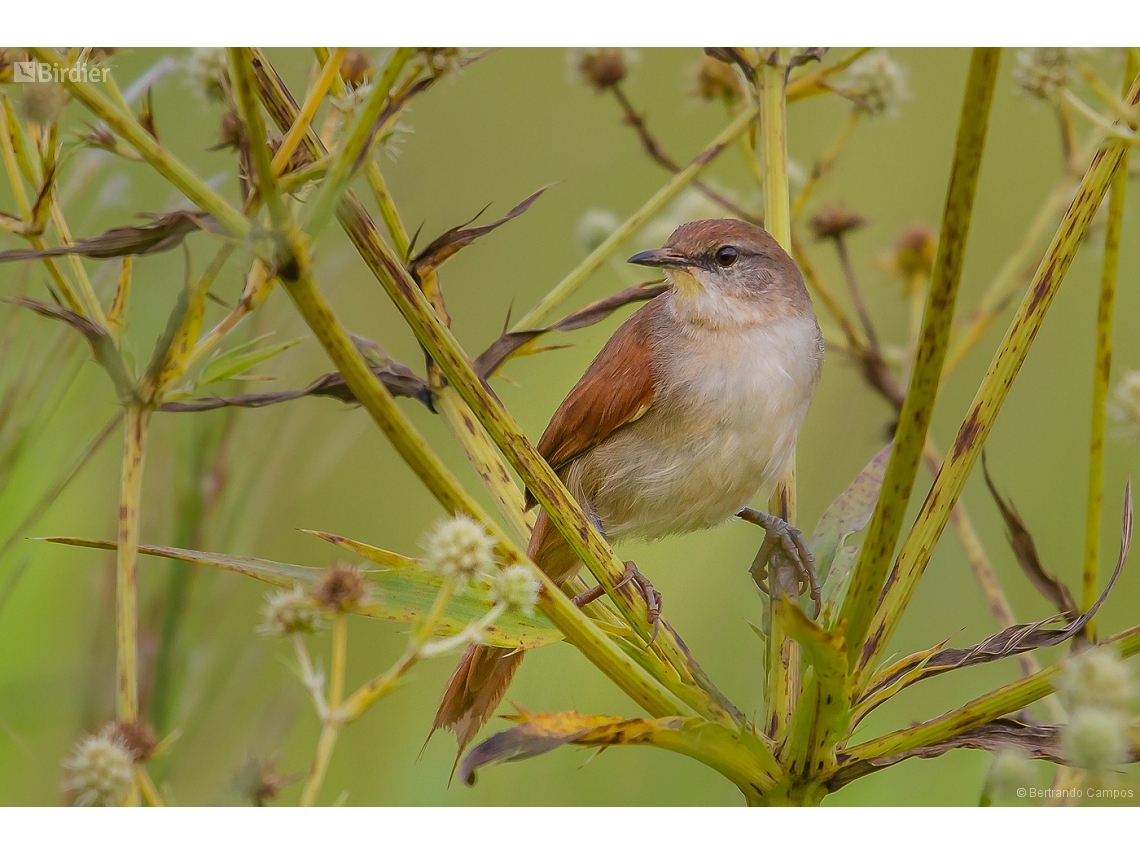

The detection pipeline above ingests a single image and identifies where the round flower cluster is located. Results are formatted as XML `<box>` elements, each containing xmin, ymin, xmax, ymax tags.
<box><xmin>1013</xmin><ymin>48</ymin><xmax>1078</xmax><ymax>101</ymax></box>
<box><xmin>62</xmin><ymin>730</ymin><xmax>134</xmax><ymax>807</ymax></box>
<box><xmin>260</xmin><ymin>585</ymin><xmax>325</xmax><ymax>636</ymax></box>
<box><xmin>489</xmin><ymin>564</ymin><xmax>541</xmax><ymax>615</ymax></box>
<box><xmin>841</xmin><ymin>51</ymin><xmax>909</xmax><ymax>117</ymax></box>
<box><xmin>1055</xmin><ymin>647</ymin><xmax>1137</xmax><ymax>772</ymax></box>
<box><xmin>425</xmin><ymin>514</ymin><xmax>497</xmax><ymax>584</ymax></box>
<box><xmin>1109</xmin><ymin>371</ymin><xmax>1140</xmax><ymax>441</ymax></box>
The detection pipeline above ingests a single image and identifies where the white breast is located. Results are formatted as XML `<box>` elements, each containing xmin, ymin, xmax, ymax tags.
<box><xmin>570</xmin><ymin>313</ymin><xmax>822</xmax><ymax>541</ymax></box>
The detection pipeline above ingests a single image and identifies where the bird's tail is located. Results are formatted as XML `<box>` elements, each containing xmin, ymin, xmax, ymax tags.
<box><xmin>431</xmin><ymin>510</ymin><xmax>577</xmax><ymax>756</ymax></box>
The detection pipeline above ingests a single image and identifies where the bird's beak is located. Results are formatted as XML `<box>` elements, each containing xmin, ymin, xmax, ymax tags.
<box><xmin>627</xmin><ymin>247</ymin><xmax>690</xmax><ymax>269</ymax></box>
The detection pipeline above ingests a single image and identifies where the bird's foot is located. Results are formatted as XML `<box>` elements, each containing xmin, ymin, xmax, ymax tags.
<box><xmin>738</xmin><ymin>508</ymin><xmax>820</xmax><ymax>617</ymax></box>
<box><xmin>570</xmin><ymin>560</ymin><xmax>662</xmax><ymax>644</ymax></box>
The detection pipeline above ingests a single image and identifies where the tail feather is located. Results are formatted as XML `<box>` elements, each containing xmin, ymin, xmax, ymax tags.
<box><xmin>430</xmin><ymin>510</ymin><xmax>579</xmax><ymax>756</ymax></box>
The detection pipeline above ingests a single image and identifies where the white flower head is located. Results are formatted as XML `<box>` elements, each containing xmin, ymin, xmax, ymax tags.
<box><xmin>490</xmin><ymin>564</ymin><xmax>541</xmax><ymax>615</ymax></box>
<box><xmin>62</xmin><ymin>732</ymin><xmax>134</xmax><ymax>807</ymax></box>
<box><xmin>1055</xmin><ymin>646</ymin><xmax>1137</xmax><ymax>713</ymax></box>
<box><xmin>1061</xmin><ymin>706</ymin><xmax>1131</xmax><ymax>772</ymax></box>
<box><xmin>1110</xmin><ymin>370</ymin><xmax>1140</xmax><ymax>441</ymax></box>
<box><xmin>186</xmin><ymin>47</ymin><xmax>229</xmax><ymax>103</ymax></box>
<box><xmin>259</xmin><ymin>585</ymin><xmax>325</xmax><ymax>637</ymax></box>
<box><xmin>985</xmin><ymin>747</ymin><xmax>1037</xmax><ymax>802</ymax></box>
<box><xmin>576</xmin><ymin>208</ymin><xmax>621</xmax><ymax>255</ymax></box>
<box><xmin>842</xmin><ymin>50</ymin><xmax>909</xmax><ymax>117</ymax></box>
<box><xmin>425</xmin><ymin>514</ymin><xmax>497</xmax><ymax>583</ymax></box>
<box><xmin>1013</xmin><ymin>48</ymin><xmax>1080</xmax><ymax>101</ymax></box>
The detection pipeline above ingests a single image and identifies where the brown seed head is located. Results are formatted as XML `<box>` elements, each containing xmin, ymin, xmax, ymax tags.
<box><xmin>575</xmin><ymin>48</ymin><xmax>629</xmax><ymax>91</ymax></box>
<box><xmin>810</xmin><ymin>205</ymin><xmax>867</xmax><ymax>241</ymax></box>
<box><xmin>341</xmin><ymin>49</ymin><xmax>373</xmax><ymax>88</ymax></box>
<box><xmin>892</xmin><ymin>223</ymin><xmax>936</xmax><ymax>281</ymax></box>
<box><xmin>233</xmin><ymin>754</ymin><xmax>295</xmax><ymax>806</ymax></box>
<box><xmin>104</xmin><ymin>720</ymin><xmax>159</xmax><ymax>763</ymax></box>
<box><xmin>694</xmin><ymin>55</ymin><xmax>743</xmax><ymax>102</ymax></box>
<box><xmin>216</xmin><ymin>109</ymin><xmax>245</xmax><ymax>150</ymax></box>
<box><xmin>313</xmin><ymin>562</ymin><xmax>368</xmax><ymax>612</ymax></box>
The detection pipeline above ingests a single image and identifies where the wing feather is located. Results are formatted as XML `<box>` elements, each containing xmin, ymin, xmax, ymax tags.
<box><xmin>524</xmin><ymin>297</ymin><xmax>663</xmax><ymax>509</ymax></box>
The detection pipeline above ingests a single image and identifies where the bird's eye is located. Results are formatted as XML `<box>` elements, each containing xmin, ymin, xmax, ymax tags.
<box><xmin>715</xmin><ymin>245</ymin><xmax>738</xmax><ymax>267</ymax></box>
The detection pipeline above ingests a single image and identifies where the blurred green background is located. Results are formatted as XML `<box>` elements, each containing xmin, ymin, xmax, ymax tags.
<box><xmin>1</xmin><ymin>47</ymin><xmax>1138</xmax><ymax>805</ymax></box>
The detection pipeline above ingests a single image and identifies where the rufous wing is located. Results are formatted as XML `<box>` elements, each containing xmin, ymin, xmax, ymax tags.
<box><xmin>524</xmin><ymin>297</ymin><xmax>662</xmax><ymax>510</ymax></box>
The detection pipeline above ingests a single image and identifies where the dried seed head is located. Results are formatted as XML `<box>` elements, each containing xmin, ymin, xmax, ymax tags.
<box><xmin>489</xmin><ymin>564</ymin><xmax>541</xmax><ymax>615</ymax></box>
<box><xmin>1109</xmin><ymin>370</ymin><xmax>1140</xmax><ymax>441</ymax></box>
<box><xmin>1055</xmin><ymin>646</ymin><xmax>1137</xmax><ymax>713</ymax></box>
<box><xmin>842</xmin><ymin>51</ymin><xmax>909</xmax><ymax>117</ymax></box>
<box><xmin>103</xmin><ymin>720</ymin><xmax>158</xmax><ymax>763</ymax></box>
<box><xmin>985</xmin><ymin>747</ymin><xmax>1037</xmax><ymax>802</ymax></box>
<box><xmin>414</xmin><ymin>48</ymin><xmax>467</xmax><ymax>79</ymax></box>
<box><xmin>19</xmin><ymin>83</ymin><xmax>69</xmax><ymax>126</ymax></box>
<box><xmin>575</xmin><ymin>208</ymin><xmax>621</xmax><ymax>254</ymax></box>
<box><xmin>425</xmin><ymin>514</ymin><xmax>497</xmax><ymax>584</ymax></box>
<box><xmin>62</xmin><ymin>731</ymin><xmax>134</xmax><ymax>807</ymax></box>
<box><xmin>569</xmin><ymin>48</ymin><xmax>634</xmax><ymax>92</ymax></box>
<box><xmin>891</xmin><ymin>223</ymin><xmax>937</xmax><ymax>281</ymax></box>
<box><xmin>1013</xmin><ymin>48</ymin><xmax>1078</xmax><ymax>101</ymax></box>
<box><xmin>1061</xmin><ymin>706</ymin><xmax>1131</xmax><ymax>772</ymax></box>
<box><xmin>216</xmin><ymin>109</ymin><xmax>244</xmax><ymax>150</ymax></box>
<box><xmin>809</xmin><ymin>205</ymin><xmax>867</xmax><ymax>241</ymax></box>
<box><xmin>693</xmin><ymin>55</ymin><xmax>744</xmax><ymax>103</ymax></box>
<box><xmin>187</xmin><ymin>47</ymin><xmax>230</xmax><ymax>103</ymax></box>
<box><xmin>312</xmin><ymin>564</ymin><xmax>369</xmax><ymax>613</ymax></box>
<box><xmin>341</xmin><ymin>49</ymin><xmax>373</xmax><ymax>88</ymax></box>
<box><xmin>232</xmin><ymin>754</ymin><xmax>292</xmax><ymax>806</ymax></box>
<box><xmin>260</xmin><ymin>585</ymin><xmax>325</xmax><ymax>635</ymax></box>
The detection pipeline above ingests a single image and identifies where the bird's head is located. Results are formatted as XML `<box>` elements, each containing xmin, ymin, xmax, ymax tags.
<box><xmin>628</xmin><ymin>219</ymin><xmax>811</xmax><ymax>328</ymax></box>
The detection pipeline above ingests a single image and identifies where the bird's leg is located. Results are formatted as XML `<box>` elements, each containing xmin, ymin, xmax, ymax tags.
<box><xmin>738</xmin><ymin>507</ymin><xmax>820</xmax><ymax>617</ymax></box>
<box><xmin>572</xmin><ymin>561</ymin><xmax>663</xmax><ymax>644</ymax></box>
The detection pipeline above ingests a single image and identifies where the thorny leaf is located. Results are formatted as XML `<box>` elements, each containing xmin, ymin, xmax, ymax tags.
<box><xmin>197</xmin><ymin>334</ymin><xmax>306</xmax><ymax>387</ymax></box>
<box><xmin>789</xmin><ymin>48</ymin><xmax>829</xmax><ymax>70</ymax></box>
<box><xmin>982</xmin><ymin>453</ymin><xmax>1078</xmax><ymax>617</ymax></box>
<box><xmin>2</xmin><ymin>296</ymin><xmax>133</xmax><ymax>399</ymax></box>
<box><xmin>833</xmin><ymin>718</ymin><xmax>1140</xmax><ymax>788</ymax></box>
<box><xmin>408</xmin><ymin>184</ymin><xmax>555</xmax><ymax>282</ymax></box>
<box><xmin>159</xmin><ymin>350</ymin><xmax>434</xmax><ymax>413</ymax></box>
<box><xmin>811</xmin><ymin>443</ymin><xmax>892</xmax><ymax>620</ymax></box>
<box><xmin>0</xmin><ymin>210</ymin><xmax>216</xmax><ymax>263</ymax></box>
<box><xmin>40</xmin><ymin>537</ymin><xmax>559</xmax><ymax>648</ymax></box>
<box><xmin>473</xmin><ymin>282</ymin><xmax>666</xmax><ymax>380</ymax></box>
<box><xmin>858</xmin><ymin>481</ymin><xmax>1133</xmax><ymax>707</ymax></box>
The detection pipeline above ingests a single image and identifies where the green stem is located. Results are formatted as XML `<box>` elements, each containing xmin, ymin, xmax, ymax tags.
<box><xmin>29</xmin><ymin>47</ymin><xmax>249</xmax><ymax>238</ymax></box>
<box><xmin>857</xmin><ymin>68</ymin><xmax>1140</xmax><ymax>681</ymax></box>
<box><xmin>840</xmin><ymin>48</ymin><xmax>1000</xmax><ymax>671</ymax></box>
<box><xmin>117</xmin><ymin>405</ymin><xmax>150</xmax><ymax>747</ymax></box>
<box><xmin>1081</xmin><ymin>53</ymin><xmax>1134</xmax><ymax>631</ymax></box>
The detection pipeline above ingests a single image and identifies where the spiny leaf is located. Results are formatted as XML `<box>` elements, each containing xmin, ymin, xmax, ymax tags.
<box><xmin>0</xmin><ymin>210</ymin><xmax>215</xmax><ymax>263</ymax></box>
<box><xmin>41</xmin><ymin>536</ymin><xmax>559</xmax><ymax>649</ymax></box>
<box><xmin>981</xmin><ymin>453</ymin><xmax>1078</xmax><ymax>617</ymax></box>
<box><xmin>409</xmin><ymin>184</ymin><xmax>555</xmax><ymax>281</ymax></box>
<box><xmin>198</xmin><ymin>335</ymin><xmax>306</xmax><ymax>387</ymax></box>
<box><xmin>3</xmin><ymin>296</ymin><xmax>133</xmax><ymax>399</ymax></box>
<box><xmin>857</xmin><ymin>480</ymin><xmax>1132</xmax><ymax>705</ymax></box>
<box><xmin>473</xmin><ymin>281</ymin><xmax>666</xmax><ymax>380</ymax></box>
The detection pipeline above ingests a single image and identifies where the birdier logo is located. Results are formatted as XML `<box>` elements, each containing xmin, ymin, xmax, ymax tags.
<box><xmin>12</xmin><ymin>61</ymin><xmax>108</xmax><ymax>83</ymax></box>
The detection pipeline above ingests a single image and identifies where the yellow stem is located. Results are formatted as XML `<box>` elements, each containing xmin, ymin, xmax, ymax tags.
<box><xmin>117</xmin><ymin>406</ymin><xmax>150</xmax><ymax>723</ymax></box>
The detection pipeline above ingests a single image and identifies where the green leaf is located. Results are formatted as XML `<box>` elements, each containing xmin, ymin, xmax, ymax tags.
<box><xmin>809</xmin><ymin>443</ymin><xmax>892</xmax><ymax>621</ymax></box>
<box><xmin>197</xmin><ymin>334</ymin><xmax>305</xmax><ymax>388</ymax></box>
<box><xmin>41</xmin><ymin>536</ymin><xmax>560</xmax><ymax>649</ymax></box>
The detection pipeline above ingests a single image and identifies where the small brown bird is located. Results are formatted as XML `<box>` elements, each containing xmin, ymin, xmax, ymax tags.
<box><xmin>434</xmin><ymin>219</ymin><xmax>824</xmax><ymax>753</ymax></box>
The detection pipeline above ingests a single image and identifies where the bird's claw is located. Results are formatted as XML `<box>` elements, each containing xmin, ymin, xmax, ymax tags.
<box><xmin>739</xmin><ymin>508</ymin><xmax>820</xmax><ymax>617</ymax></box>
<box><xmin>618</xmin><ymin>561</ymin><xmax>662</xmax><ymax>645</ymax></box>
<box><xmin>570</xmin><ymin>560</ymin><xmax>662</xmax><ymax>644</ymax></box>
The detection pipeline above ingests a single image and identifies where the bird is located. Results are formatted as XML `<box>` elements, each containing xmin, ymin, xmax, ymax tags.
<box><xmin>433</xmin><ymin>218</ymin><xmax>825</xmax><ymax>756</ymax></box>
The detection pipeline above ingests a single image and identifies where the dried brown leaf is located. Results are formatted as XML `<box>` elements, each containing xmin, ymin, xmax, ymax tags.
<box><xmin>473</xmin><ymin>282</ymin><xmax>666</xmax><ymax>380</ymax></box>
<box><xmin>408</xmin><ymin>184</ymin><xmax>555</xmax><ymax>281</ymax></box>
<box><xmin>982</xmin><ymin>453</ymin><xmax>1078</xmax><ymax>617</ymax></box>
<box><xmin>0</xmin><ymin>210</ymin><xmax>215</xmax><ymax>263</ymax></box>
